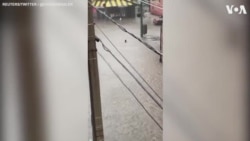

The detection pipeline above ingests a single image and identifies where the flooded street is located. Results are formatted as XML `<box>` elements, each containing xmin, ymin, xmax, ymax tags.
<box><xmin>90</xmin><ymin>17</ymin><xmax>163</xmax><ymax>141</ymax></box>
<box><xmin>2</xmin><ymin>1</ymin><xmax>248</xmax><ymax>141</ymax></box>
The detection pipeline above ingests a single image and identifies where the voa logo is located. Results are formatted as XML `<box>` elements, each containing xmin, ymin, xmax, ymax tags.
<box><xmin>226</xmin><ymin>5</ymin><xmax>247</xmax><ymax>14</ymax></box>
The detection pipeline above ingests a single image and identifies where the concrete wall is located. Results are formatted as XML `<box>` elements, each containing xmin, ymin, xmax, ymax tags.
<box><xmin>3</xmin><ymin>1</ymin><xmax>89</xmax><ymax>141</ymax></box>
<box><xmin>36</xmin><ymin>1</ymin><xmax>89</xmax><ymax>141</ymax></box>
<box><xmin>163</xmin><ymin>0</ymin><xmax>247</xmax><ymax>141</ymax></box>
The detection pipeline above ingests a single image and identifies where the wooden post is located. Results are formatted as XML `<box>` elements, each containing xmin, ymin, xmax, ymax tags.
<box><xmin>88</xmin><ymin>1</ymin><xmax>105</xmax><ymax>141</ymax></box>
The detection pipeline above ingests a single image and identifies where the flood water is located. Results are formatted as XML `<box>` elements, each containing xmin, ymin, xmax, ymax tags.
<box><xmin>89</xmin><ymin>16</ymin><xmax>163</xmax><ymax>141</ymax></box>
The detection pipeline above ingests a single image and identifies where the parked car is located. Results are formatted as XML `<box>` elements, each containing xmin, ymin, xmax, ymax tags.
<box><xmin>153</xmin><ymin>16</ymin><xmax>163</xmax><ymax>25</ymax></box>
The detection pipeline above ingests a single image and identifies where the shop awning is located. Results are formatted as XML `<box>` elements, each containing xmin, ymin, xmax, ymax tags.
<box><xmin>92</xmin><ymin>0</ymin><xmax>135</xmax><ymax>8</ymax></box>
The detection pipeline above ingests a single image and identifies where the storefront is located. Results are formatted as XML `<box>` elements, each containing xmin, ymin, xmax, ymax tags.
<box><xmin>149</xmin><ymin>0</ymin><xmax>163</xmax><ymax>16</ymax></box>
<box><xmin>92</xmin><ymin>0</ymin><xmax>137</xmax><ymax>18</ymax></box>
